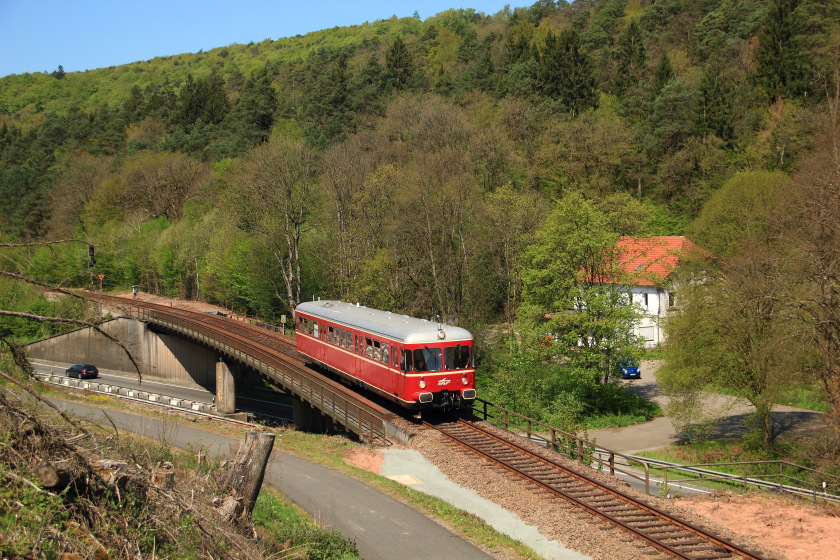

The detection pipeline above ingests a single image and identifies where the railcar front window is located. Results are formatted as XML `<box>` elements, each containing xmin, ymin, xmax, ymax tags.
<box><xmin>413</xmin><ymin>348</ymin><xmax>441</xmax><ymax>372</ymax></box>
<box><xmin>444</xmin><ymin>345</ymin><xmax>472</xmax><ymax>370</ymax></box>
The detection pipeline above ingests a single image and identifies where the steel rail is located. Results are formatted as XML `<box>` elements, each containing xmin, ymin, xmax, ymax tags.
<box><xmin>88</xmin><ymin>294</ymin><xmax>395</xmax><ymax>444</ymax></box>
<box><xmin>428</xmin><ymin>419</ymin><xmax>770</xmax><ymax>560</ymax></box>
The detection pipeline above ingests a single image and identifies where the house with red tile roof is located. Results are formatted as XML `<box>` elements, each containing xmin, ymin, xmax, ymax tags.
<box><xmin>606</xmin><ymin>236</ymin><xmax>712</xmax><ymax>347</ymax></box>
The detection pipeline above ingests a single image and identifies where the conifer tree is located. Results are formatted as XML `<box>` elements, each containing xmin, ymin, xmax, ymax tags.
<box><xmin>614</xmin><ymin>20</ymin><xmax>646</xmax><ymax>96</ymax></box>
<box><xmin>695</xmin><ymin>67</ymin><xmax>733</xmax><ymax>141</ymax></box>
<box><xmin>538</xmin><ymin>29</ymin><xmax>597</xmax><ymax>116</ymax></box>
<box><xmin>385</xmin><ymin>36</ymin><xmax>414</xmax><ymax>90</ymax></box>
<box><xmin>652</xmin><ymin>53</ymin><xmax>674</xmax><ymax>97</ymax></box>
<box><xmin>754</xmin><ymin>0</ymin><xmax>812</xmax><ymax>102</ymax></box>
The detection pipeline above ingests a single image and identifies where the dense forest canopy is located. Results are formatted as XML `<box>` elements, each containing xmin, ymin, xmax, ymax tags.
<box><xmin>1</xmin><ymin>0</ymin><xmax>838</xmax><ymax>437</ymax></box>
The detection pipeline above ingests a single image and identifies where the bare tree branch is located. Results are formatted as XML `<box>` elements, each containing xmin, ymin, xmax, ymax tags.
<box><xmin>0</xmin><ymin>239</ymin><xmax>83</xmax><ymax>248</ymax></box>
<box><xmin>0</xmin><ymin>271</ymin><xmax>88</xmax><ymax>300</ymax></box>
<box><xmin>0</xmin><ymin>366</ymin><xmax>90</xmax><ymax>436</ymax></box>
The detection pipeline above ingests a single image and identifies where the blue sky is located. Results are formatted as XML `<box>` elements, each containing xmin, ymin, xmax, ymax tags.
<box><xmin>0</xmin><ymin>0</ymin><xmax>522</xmax><ymax>78</ymax></box>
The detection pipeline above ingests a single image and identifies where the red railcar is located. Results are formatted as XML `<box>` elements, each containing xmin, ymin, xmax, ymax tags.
<box><xmin>294</xmin><ymin>300</ymin><xmax>476</xmax><ymax>412</ymax></box>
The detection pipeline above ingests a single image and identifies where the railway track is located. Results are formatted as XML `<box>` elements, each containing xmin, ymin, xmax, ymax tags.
<box><xmin>427</xmin><ymin>419</ymin><xmax>770</xmax><ymax>560</ymax></box>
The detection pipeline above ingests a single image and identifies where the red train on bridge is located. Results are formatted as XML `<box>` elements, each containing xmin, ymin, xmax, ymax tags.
<box><xmin>294</xmin><ymin>300</ymin><xmax>476</xmax><ymax>413</ymax></box>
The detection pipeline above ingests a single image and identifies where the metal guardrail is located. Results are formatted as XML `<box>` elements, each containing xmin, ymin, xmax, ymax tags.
<box><xmin>107</xmin><ymin>301</ymin><xmax>393</xmax><ymax>445</ymax></box>
<box><xmin>472</xmin><ymin>398</ymin><xmax>840</xmax><ymax>502</ymax></box>
<box><xmin>649</xmin><ymin>457</ymin><xmax>840</xmax><ymax>502</ymax></box>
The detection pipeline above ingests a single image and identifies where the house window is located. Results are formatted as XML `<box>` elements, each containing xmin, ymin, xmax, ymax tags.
<box><xmin>643</xmin><ymin>293</ymin><xmax>649</xmax><ymax>308</ymax></box>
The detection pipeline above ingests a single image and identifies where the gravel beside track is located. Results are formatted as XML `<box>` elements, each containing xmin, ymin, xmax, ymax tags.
<box><xmin>398</xmin><ymin>419</ymin><xmax>779</xmax><ymax>560</ymax></box>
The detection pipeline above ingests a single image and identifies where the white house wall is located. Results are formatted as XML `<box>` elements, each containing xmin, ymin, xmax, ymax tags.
<box><xmin>628</xmin><ymin>286</ymin><xmax>666</xmax><ymax>347</ymax></box>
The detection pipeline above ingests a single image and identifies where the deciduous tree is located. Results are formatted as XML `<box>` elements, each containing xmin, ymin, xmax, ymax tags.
<box><xmin>660</xmin><ymin>241</ymin><xmax>801</xmax><ymax>448</ymax></box>
<box><xmin>520</xmin><ymin>193</ymin><xmax>645</xmax><ymax>385</ymax></box>
<box><xmin>231</xmin><ymin>137</ymin><xmax>320</xmax><ymax>311</ymax></box>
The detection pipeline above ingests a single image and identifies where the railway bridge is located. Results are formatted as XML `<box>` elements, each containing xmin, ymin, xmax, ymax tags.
<box><xmin>26</xmin><ymin>295</ymin><xmax>405</xmax><ymax>445</ymax></box>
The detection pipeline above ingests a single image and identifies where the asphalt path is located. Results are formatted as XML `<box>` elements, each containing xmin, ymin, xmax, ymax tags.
<box><xmin>35</xmin><ymin>362</ymin><xmax>293</xmax><ymax>420</ymax></box>
<box><xmin>50</xmin><ymin>398</ymin><xmax>496</xmax><ymax>560</ymax></box>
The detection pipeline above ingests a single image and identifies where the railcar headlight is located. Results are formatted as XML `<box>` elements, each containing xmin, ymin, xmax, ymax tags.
<box><xmin>437</xmin><ymin>329</ymin><xmax>446</xmax><ymax>340</ymax></box>
<box><xmin>462</xmin><ymin>376</ymin><xmax>469</xmax><ymax>386</ymax></box>
<box><xmin>419</xmin><ymin>377</ymin><xmax>427</xmax><ymax>389</ymax></box>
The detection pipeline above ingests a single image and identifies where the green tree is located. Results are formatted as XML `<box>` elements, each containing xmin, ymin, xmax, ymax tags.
<box><xmin>613</xmin><ymin>20</ymin><xmax>646</xmax><ymax>96</ymax></box>
<box><xmin>651</xmin><ymin>53</ymin><xmax>673</xmax><ymax>97</ymax></box>
<box><xmin>644</xmin><ymin>79</ymin><xmax>696</xmax><ymax>158</ymax></box>
<box><xmin>538</xmin><ymin>29</ymin><xmax>598</xmax><ymax>116</ymax></box>
<box><xmin>690</xmin><ymin>170</ymin><xmax>792</xmax><ymax>259</ymax></box>
<box><xmin>660</xmin><ymin>242</ymin><xmax>800</xmax><ymax>448</ymax></box>
<box><xmin>175</xmin><ymin>72</ymin><xmax>230</xmax><ymax>128</ymax></box>
<box><xmin>520</xmin><ymin>193</ymin><xmax>645</xmax><ymax>385</ymax></box>
<box><xmin>219</xmin><ymin>65</ymin><xmax>278</xmax><ymax>153</ymax></box>
<box><xmin>385</xmin><ymin>36</ymin><xmax>414</xmax><ymax>90</ymax></box>
<box><xmin>754</xmin><ymin>0</ymin><xmax>812</xmax><ymax>102</ymax></box>
<box><xmin>229</xmin><ymin>137</ymin><xmax>320</xmax><ymax>311</ymax></box>
<box><xmin>786</xmin><ymin>107</ymin><xmax>840</xmax><ymax>437</ymax></box>
<box><xmin>695</xmin><ymin>66</ymin><xmax>733</xmax><ymax>142</ymax></box>
<box><xmin>300</xmin><ymin>48</ymin><xmax>354</xmax><ymax>147</ymax></box>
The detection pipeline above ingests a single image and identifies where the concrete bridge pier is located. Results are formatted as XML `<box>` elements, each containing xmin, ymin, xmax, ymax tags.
<box><xmin>292</xmin><ymin>399</ymin><xmax>333</xmax><ymax>434</ymax></box>
<box><xmin>215</xmin><ymin>358</ymin><xmax>237</xmax><ymax>415</ymax></box>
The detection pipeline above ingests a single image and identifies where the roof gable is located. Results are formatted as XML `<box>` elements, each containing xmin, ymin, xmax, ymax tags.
<box><xmin>611</xmin><ymin>236</ymin><xmax>710</xmax><ymax>287</ymax></box>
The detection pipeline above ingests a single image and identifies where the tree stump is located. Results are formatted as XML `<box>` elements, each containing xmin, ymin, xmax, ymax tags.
<box><xmin>220</xmin><ymin>431</ymin><xmax>275</xmax><ymax>519</ymax></box>
<box><xmin>152</xmin><ymin>461</ymin><xmax>174</xmax><ymax>490</ymax></box>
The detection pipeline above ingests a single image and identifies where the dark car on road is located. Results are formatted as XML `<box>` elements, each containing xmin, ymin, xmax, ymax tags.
<box><xmin>65</xmin><ymin>364</ymin><xmax>99</xmax><ymax>379</ymax></box>
<box><xmin>616</xmin><ymin>358</ymin><xmax>641</xmax><ymax>379</ymax></box>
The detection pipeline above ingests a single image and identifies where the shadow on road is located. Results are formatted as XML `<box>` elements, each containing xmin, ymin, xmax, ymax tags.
<box><xmin>674</xmin><ymin>409</ymin><xmax>827</xmax><ymax>444</ymax></box>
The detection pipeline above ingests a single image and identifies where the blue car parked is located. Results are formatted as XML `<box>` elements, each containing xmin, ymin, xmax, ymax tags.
<box><xmin>616</xmin><ymin>358</ymin><xmax>640</xmax><ymax>379</ymax></box>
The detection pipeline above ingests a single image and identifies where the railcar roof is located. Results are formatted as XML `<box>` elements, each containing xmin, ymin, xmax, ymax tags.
<box><xmin>295</xmin><ymin>300</ymin><xmax>473</xmax><ymax>344</ymax></box>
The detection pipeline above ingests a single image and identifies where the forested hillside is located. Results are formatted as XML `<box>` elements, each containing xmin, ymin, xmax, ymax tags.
<box><xmin>1</xmin><ymin>0</ymin><xmax>838</xmax><ymax>439</ymax></box>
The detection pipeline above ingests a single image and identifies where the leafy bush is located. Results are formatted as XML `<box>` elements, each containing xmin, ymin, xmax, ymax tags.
<box><xmin>478</xmin><ymin>344</ymin><xmax>660</xmax><ymax>431</ymax></box>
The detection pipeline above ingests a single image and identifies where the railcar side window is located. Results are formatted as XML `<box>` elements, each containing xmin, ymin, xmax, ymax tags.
<box><xmin>444</xmin><ymin>345</ymin><xmax>472</xmax><ymax>370</ymax></box>
<box><xmin>313</xmin><ymin>322</ymin><xmax>319</xmax><ymax>339</ymax></box>
<box><xmin>373</xmin><ymin>340</ymin><xmax>381</xmax><ymax>361</ymax></box>
<box><xmin>365</xmin><ymin>338</ymin><xmax>373</xmax><ymax>359</ymax></box>
<box><xmin>328</xmin><ymin>326</ymin><xmax>335</xmax><ymax>345</ymax></box>
<box><xmin>402</xmin><ymin>350</ymin><xmax>412</xmax><ymax>371</ymax></box>
<box><xmin>382</xmin><ymin>343</ymin><xmax>389</xmax><ymax>365</ymax></box>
